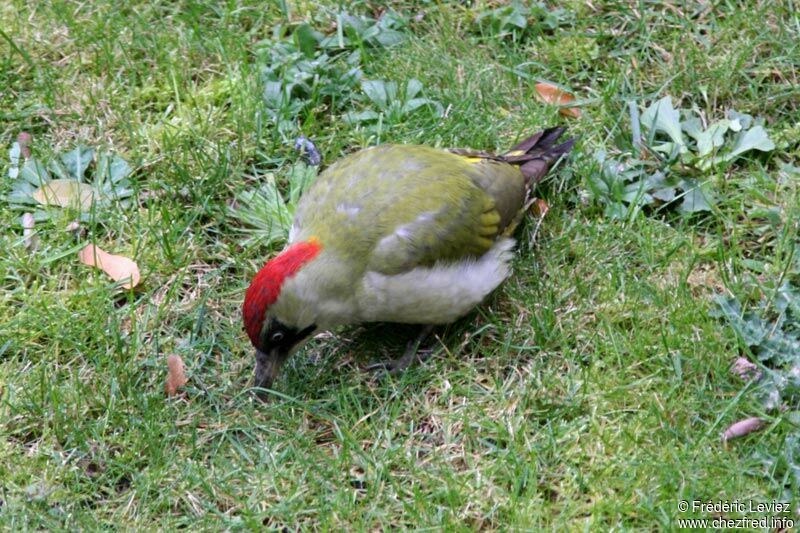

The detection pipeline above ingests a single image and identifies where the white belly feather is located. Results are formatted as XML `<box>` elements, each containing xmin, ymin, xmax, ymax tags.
<box><xmin>356</xmin><ymin>238</ymin><xmax>515</xmax><ymax>324</ymax></box>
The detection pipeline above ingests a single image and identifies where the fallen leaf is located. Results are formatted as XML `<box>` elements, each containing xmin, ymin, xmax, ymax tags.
<box><xmin>17</xmin><ymin>132</ymin><xmax>32</xmax><ymax>158</ymax></box>
<box><xmin>78</xmin><ymin>244</ymin><xmax>140</xmax><ymax>288</ymax></box>
<box><xmin>532</xmin><ymin>198</ymin><xmax>550</xmax><ymax>217</ymax></box>
<box><xmin>32</xmin><ymin>179</ymin><xmax>95</xmax><ymax>210</ymax></box>
<box><xmin>722</xmin><ymin>417</ymin><xmax>766</xmax><ymax>441</ymax></box>
<box><xmin>165</xmin><ymin>355</ymin><xmax>188</xmax><ymax>397</ymax></box>
<box><xmin>21</xmin><ymin>213</ymin><xmax>37</xmax><ymax>251</ymax></box>
<box><xmin>534</xmin><ymin>82</ymin><xmax>581</xmax><ymax>118</ymax></box>
<box><xmin>528</xmin><ymin>198</ymin><xmax>550</xmax><ymax>244</ymax></box>
<box><xmin>731</xmin><ymin>357</ymin><xmax>762</xmax><ymax>382</ymax></box>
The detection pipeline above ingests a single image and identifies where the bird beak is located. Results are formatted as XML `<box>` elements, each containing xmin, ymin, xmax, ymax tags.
<box><xmin>253</xmin><ymin>347</ymin><xmax>288</xmax><ymax>400</ymax></box>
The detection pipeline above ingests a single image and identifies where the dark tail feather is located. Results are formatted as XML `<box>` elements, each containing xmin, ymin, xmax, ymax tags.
<box><xmin>502</xmin><ymin>127</ymin><xmax>576</xmax><ymax>184</ymax></box>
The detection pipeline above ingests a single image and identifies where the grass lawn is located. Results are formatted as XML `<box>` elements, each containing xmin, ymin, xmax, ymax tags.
<box><xmin>2</xmin><ymin>1</ymin><xmax>799</xmax><ymax>529</ymax></box>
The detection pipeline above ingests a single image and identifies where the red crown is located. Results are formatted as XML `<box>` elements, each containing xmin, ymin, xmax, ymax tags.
<box><xmin>243</xmin><ymin>239</ymin><xmax>322</xmax><ymax>346</ymax></box>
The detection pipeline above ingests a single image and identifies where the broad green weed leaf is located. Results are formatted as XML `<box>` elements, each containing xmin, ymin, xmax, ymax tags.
<box><xmin>651</xmin><ymin>141</ymin><xmax>681</xmax><ymax>157</ymax></box>
<box><xmin>349</xmin><ymin>78</ymin><xmax>441</xmax><ymax>125</ymax></box>
<box><xmin>405</xmin><ymin>78</ymin><xmax>423</xmax><ymax>100</ymax></box>
<box><xmin>651</xmin><ymin>186</ymin><xmax>676</xmax><ymax>202</ymax></box>
<box><xmin>294</xmin><ymin>23</ymin><xmax>322</xmax><ymax>58</ymax></box>
<box><xmin>724</xmin><ymin>125</ymin><xmax>775</xmax><ymax>161</ymax></box>
<box><xmin>383</xmin><ymin>80</ymin><xmax>399</xmax><ymax>104</ymax></box>
<box><xmin>677</xmin><ymin>178</ymin><xmax>713</xmax><ymax>213</ymax></box>
<box><xmin>6</xmin><ymin>146</ymin><xmax>135</xmax><ymax>219</ymax></box>
<box><xmin>621</xmin><ymin>180</ymin><xmax>652</xmax><ymax>204</ymax></box>
<box><xmin>644</xmin><ymin>172</ymin><xmax>677</xmax><ymax>202</ymax></box>
<box><xmin>760</xmin><ymin>330</ymin><xmax>800</xmax><ymax>366</ymax></box>
<box><xmin>361</xmin><ymin>80</ymin><xmax>387</xmax><ymax>108</ymax></box>
<box><xmin>681</xmin><ymin>117</ymin><xmax>704</xmax><ymax>141</ymax></box>
<box><xmin>373</xmin><ymin>28</ymin><xmax>404</xmax><ymax>47</ymax></box>
<box><xmin>604</xmin><ymin>202</ymin><xmax>627</xmax><ymax>219</ymax></box>
<box><xmin>344</xmin><ymin>110</ymin><xmax>380</xmax><ymax>123</ymax></box>
<box><xmin>264</xmin><ymin>81</ymin><xmax>284</xmax><ymax>108</ymax></box>
<box><xmin>727</xmin><ymin>110</ymin><xmax>753</xmax><ymax>130</ymax></box>
<box><xmin>19</xmin><ymin>158</ymin><xmax>51</xmax><ymax>185</ymax></box>
<box><xmin>109</xmin><ymin>154</ymin><xmax>132</xmax><ymax>183</ymax></box>
<box><xmin>713</xmin><ymin>295</ymin><xmax>769</xmax><ymax>346</ymax></box>
<box><xmin>7</xmin><ymin>189</ymin><xmax>39</xmax><ymax>206</ymax></box>
<box><xmin>714</xmin><ymin>281</ymin><xmax>800</xmax><ymax>435</ymax></box>
<box><xmin>94</xmin><ymin>152</ymin><xmax>133</xmax><ymax>201</ymax></box>
<box><xmin>695</xmin><ymin>120</ymin><xmax>731</xmax><ymax>157</ymax></box>
<box><xmin>48</xmin><ymin>158</ymin><xmax>70</xmax><ymax>180</ymax></box>
<box><xmin>641</xmin><ymin>96</ymin><xmax>686</xmax><ymax>150</ymax></box>
<box><xmin>402</xmin><ymin>98</ymin><xmax>442</xmax><ymax>116</ymax></box>
<box><xmin>61</xmin><ymin>146</ymin><xmax>95</xmax><ymax>180</ymax></box>
<box><xmin>258</xmin><ymin>10</ymin><xmax>404</xmax><ymax>132</ymax></box>
<box><xmin>776</xmin><ymin>283</ymin><xmax>800</xmax><ymax>318</ymax></box>
<box><xmin>786</xmin><ymin>434</ymin><xmax>800</xmax><ymax>487</ymax></box>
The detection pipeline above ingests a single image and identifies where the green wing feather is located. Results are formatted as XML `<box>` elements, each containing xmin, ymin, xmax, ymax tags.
<box><xmin>293</xmin><ymin>130</ymin><xmax>573</xmax><ymax>276</ymax></box>
<box><xmin>295</xmin><ymin>145</ymin><xmax>522</xmax><ymax>275</ymax></box>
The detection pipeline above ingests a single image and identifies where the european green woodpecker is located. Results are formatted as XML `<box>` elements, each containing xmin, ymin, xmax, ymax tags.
<box><xmin>243</xmin><ymin>128</ymin><xmax>574</xmax><ymax>393</ymax></box>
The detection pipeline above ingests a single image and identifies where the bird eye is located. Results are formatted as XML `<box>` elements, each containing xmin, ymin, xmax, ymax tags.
<box><xmin>270</xmin><ymin>331</ymin><xmax>285</xmax><ymax>343</ymax></box>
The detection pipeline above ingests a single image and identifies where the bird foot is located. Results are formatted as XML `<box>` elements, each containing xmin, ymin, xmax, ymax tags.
<box><xmin>364</xmin><ymin>325</ymin><xmax>435</xmax><ymax>376</ymax></box>
<box><xmin>364</xmin><ymin>348</ymin><xmax>434</xmax><ymax>375</ymax></box>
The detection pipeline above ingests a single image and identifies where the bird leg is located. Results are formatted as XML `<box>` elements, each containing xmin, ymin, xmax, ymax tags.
<box><xmin>365</xmin><ymin>324</ymin><xmax>435</xmax><ymax>374</ymax></box>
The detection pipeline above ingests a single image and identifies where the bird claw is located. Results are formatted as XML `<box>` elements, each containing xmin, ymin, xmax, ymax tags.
<box><xmin>364</xmin><ymin>348</ymin><xmax>434</xmax><ymax>377</ymax></box>
<box><xmin>363</xmin><ymin>360</ymin><xmax>397</xmax><ymax>375</ymax></box>
<box><xmin>363</xmin><ymin>325</ymin><xmax>436</xmax><ymax>378</ymax></box>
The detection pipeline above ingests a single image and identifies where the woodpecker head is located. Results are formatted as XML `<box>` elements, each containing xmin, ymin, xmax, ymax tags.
<box><xmin>242</xmin><ymin>238</ymin><xmax>322</xmax><ymax>397</ymax></box>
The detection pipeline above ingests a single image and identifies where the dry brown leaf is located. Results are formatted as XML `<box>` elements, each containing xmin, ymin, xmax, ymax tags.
<box><xmin>165</xmin><ymin>355</ymin><xmax>188</xmax><ymax>397</ymax></box>
<box><xmin>32</xmin><ymin>179</ymin><xmax>95</xmax><ymax>210</ymax></box>
<box><xmin>17</xmin><ymin>132</ymin><xmax>32</xmax><ymax>159</ymax></box>
<box><xmin>22</xmin><ymin>212</ymin><xmax>38</xmax><ymax>251</ymax></box>
<box><xmin>532</xmin><ymin>198</ymin><xmax>550</xmax><ymax>218</ymax></box>
<box><xmin>534</xmin><ymin>82</ymin><xmax>581</xmax><ymax>118</ymax></box>
<box><xmin>731</xmin><ymin>357</ymin><xmax>762</xmax><ymax>382</ymax></box>
<box><xmin>722</xmin><ymin>417</ymin><xmax>766</xmax><ymax>441</ymax></box>
<box><xmin>78</xmin><ymin>244</ymin><xmax>141</xmax><ymax>289</ymax></box>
